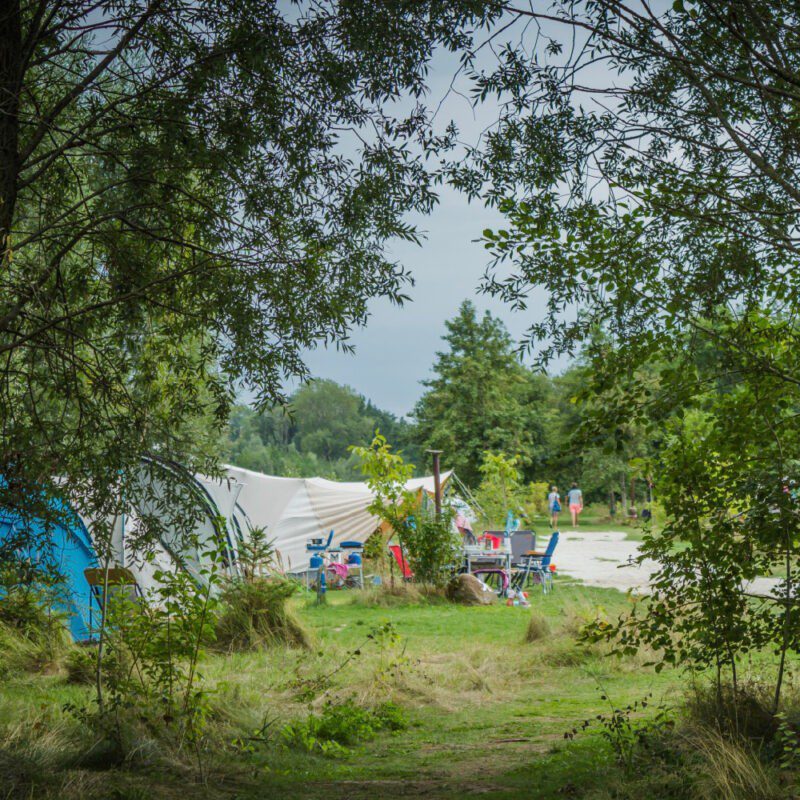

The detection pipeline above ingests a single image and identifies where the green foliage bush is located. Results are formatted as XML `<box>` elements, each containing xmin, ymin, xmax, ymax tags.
<box><xmin>214</xmin><ymin>578</ymin><xmax>310</xmax><ymax>651</ymax></box>
<box><xmin>352</xmin><ymin>432</ymin><xmax>458</xmax><ymax>586</ymax></box>
<box><xmin>400</xmin><ymin>513</ymin><xmax>460</xmax><ymax>587</ymax></box>
<box><xmin>0</xmin><ymin>589</ymin><xmax>71</xmax><ymax>676</ymax></box>
<box><xmin>280</xmin><ymin>699</ymin><xmax>408</xmax><ymax>755</ymax></box>
<box><xmin>64</xmin><ymin>647</ymin><xmax>95</xmax><ymax>685</ymax></box>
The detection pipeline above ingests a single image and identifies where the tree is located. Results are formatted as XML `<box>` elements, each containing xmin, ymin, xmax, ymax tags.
<box><xmin>222</xmin><ymin>380</ymin><xmax>415</xmax><ymax>480</ymax></box>
<box><xmin>292</xmin><ymin>380</ymin><xmax>375</xmax><ymax>461</ymax></box>
<box><xmin>454</xmin><ymin>2</ymin><xmax>800</xmax><ymax>709</ymax></box>
<box><xmin>0</xmin><ymin>0</ymin><xmax>503</xmax><ymax>527</ymax></box>
<box><xmin>412</xmin><ymin>300</ymin><xmax>548</xmax><ymax>486</ymax></box>
<box><xmin>454</xmin><ymin>2</ymin><xmax>800</xmax><ymax>376</ymax></box>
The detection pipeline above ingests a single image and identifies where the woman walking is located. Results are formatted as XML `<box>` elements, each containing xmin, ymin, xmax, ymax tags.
<box><xmin>567</xmin><ymin>482</ymin><xmax>584</xmax><ymax>527</ymax></box>
<box><xmin>547</xmin><ymin>485</ymin><xmax>561</xmax><ymax>529</ymax></box>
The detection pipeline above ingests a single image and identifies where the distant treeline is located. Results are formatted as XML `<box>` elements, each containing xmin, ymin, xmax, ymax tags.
<box><xmin>222</xmin><ymin>301</ymin><xmax>655</xmax><ymax>510</ymax></box>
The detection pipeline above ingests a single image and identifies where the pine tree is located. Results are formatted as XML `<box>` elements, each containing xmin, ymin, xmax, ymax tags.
<box><xmin>412</xmin><ymin>301</ymin><xmax>547</xmax><ymax>486</ymax></box>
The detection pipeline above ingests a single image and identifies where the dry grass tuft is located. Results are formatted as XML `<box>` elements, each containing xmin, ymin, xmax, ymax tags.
<box><xmin>524</xmin><ymin>611</ymin><xmax>551</xmax><ymax>642</ymax></box>
<box><xmin>687</xmin><ymin>726</ymin><xmax>783</xmax><ymax>800</ymax></box>
<box><xmin>350</xmin><ymin>582</ymin><xmax>445</xmax><ymax>607</ymax></box>
<box><xmin>214</xmin><ymin>578</ymin><xmax>311</xmax><ymax>651</ymax></box>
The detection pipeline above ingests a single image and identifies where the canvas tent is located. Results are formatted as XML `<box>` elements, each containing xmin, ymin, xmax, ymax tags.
<box><xmin>224</xmin><ymin>465</ymin><xmax>452</xmax><ymax>571</ymax></box>
<box><xmin>112</xmin><ymin>457</ymin><xmax>247</xmax><ymax>595</ymax></box>
<box><xmin>0</xmin><ymin>502</ymin><xmax>96</xmax><ymax>640</ymax></box>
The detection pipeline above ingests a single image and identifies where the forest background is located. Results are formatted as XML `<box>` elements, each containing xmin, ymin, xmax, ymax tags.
<box><xmin>223</xmin><ymin>300</ymin><xmax>651</xmax><ymax>516</ymax></box>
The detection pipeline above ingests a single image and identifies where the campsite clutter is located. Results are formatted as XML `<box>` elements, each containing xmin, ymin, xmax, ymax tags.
<box><xmin>0</xmin><ymin>453</ymin><xmax>561</xmax><ymax>642</ymax></box>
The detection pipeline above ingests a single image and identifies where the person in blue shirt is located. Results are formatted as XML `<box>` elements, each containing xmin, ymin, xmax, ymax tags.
<box><xmin>547</xmin><ymin>486</ymin><xmax>561</xmax><ymax>529</ymax></box>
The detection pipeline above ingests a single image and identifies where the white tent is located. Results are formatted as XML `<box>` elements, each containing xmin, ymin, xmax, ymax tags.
<box><xmin>101</xmin><ymin>459</ymin><xmax>246</xmax><ymax>595</ymax></box>
<box><xmin>223</xmin><ymin>465</ymin><xmax>451</xmax><ymax>571</ymax></box>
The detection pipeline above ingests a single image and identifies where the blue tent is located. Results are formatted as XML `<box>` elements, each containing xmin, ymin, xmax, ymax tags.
<box><xmin>0</xmin><ymin>503</ymin><xmax>97</xmax><ymax>641</ymax></box>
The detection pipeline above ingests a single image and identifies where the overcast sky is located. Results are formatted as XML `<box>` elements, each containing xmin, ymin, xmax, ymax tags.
<box><xmin>300</xmin><ymin>20</ymin><xmax>571</xmax><ymax>418</ymax></box>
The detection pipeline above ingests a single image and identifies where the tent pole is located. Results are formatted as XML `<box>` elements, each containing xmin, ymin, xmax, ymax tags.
<box><xmin>426</xmin><ymin>449</ymin><xmax>443</xmax><ymax>517</ymax></box>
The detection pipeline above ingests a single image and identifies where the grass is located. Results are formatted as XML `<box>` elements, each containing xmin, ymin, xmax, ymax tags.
<box><xmin>2</xmin><ymin>534</ymin><xmax>798</xmax><ymax>799</ymax></box>
<box><xmin>0</xmin><ymin>582</ymin><xmax>689</xmax><ymax>799</ymax></box>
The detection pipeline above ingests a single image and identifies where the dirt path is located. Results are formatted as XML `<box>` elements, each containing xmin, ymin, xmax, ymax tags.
<box><xmin>555</xmin><ymin>529</ymin><xmax>781</xmax><ymax>596</ymax></box>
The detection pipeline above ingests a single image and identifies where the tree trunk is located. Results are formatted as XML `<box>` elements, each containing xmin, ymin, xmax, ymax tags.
<box><xmin>0</xmin><ymin>0</ymin><xmax>21</xmax><ymax>253</ymax></box>
<box><xmin>620</xmin><ymin>476</ymin><xmax>628</xmax><ymax>516</ymax></box>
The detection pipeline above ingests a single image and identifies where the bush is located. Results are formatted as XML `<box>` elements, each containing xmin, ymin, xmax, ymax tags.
<box><xmin>0</xmin><ymin>593</ymin><xmax>71</xmax><ymax>676</ymax></box>
<box><xmin>280</xmin><ymin>699</ymin><xmax>407</xmax><ymax>755</ymax></box>
<box><xmin>685</xmin><ymin>683</ymin><xmax>781</xmax><ymax>745</ymax></box>
<box><xmin>214</xmin><ymin>578</ymin><xmax>310</xmax><ymax>651</ymax></box>
<box><xmin>525</xmin><ymin>612</ymin><xmax>550</xmax><ymax>642</ymax></box>
<box><xmin>65</xmin><ymin>648</ymin><xmax>95</xmax><ymax>685</ymax></box>
<box><xmin>401</xmin><ymin>512</ymin><xmax>460</xmax><ymax>587</ymax></box>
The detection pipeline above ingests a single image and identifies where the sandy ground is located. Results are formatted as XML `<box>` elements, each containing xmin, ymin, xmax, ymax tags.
<box><xmin>553</xmin><ymin>530</ymin><xmax>655</xmax><ymax>593</ymax></box>
<box><xmin>555</xmin><ymin>529</ymin><xmax>781</xmax><ymax>596</ymax></box>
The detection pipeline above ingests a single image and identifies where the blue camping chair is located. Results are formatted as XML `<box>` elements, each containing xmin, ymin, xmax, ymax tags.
<box><xmin>513</xmin><ymin>531</ymin><xmax>559</xmax><ymax>594</ymax></box>
<box><xmin>305</xmin><ymin>530</ymin><xmax>334</xmax><ymax>598</ymax></box>
<box><xmin>306</xmin><ymin>530</ymin><xmax>334</xmax><ymax>554</ymax></box>
<box><xmin>530</xmin><ymin>531</ymin><xmax>559</xmax><ymax>593</ymax></box>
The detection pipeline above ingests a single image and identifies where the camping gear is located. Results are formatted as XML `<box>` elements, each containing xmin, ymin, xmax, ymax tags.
<box><xmin>0</xmin><ymin>502</ymin><xmax>97</xmax><ymax>641</ymax></box>
<box><xmin>471</xmin><ymin>567</ymin><xmax>509</xmax><ymax>594</ymax></box>
<box><xmin>224</xmin><ymin>465</ymin><xmax>452</xmax><ymax>572</ymax></box>
<box><xmin>463</xmin><ymin>540</ymin><xmax>512</xmax><ymax>596</ymax></box>
<box><xmin>511</xmin><ymin>532</ymin><xmax>559</xmax><ymax>594</ymax></box>
<box><xmin>480</xmin><ymin>532</ymin><xmax>503</xmax><ymax>550</ymax></box>
<box><xmin>341</xmin><ymin>541</ymin><xmax>364</xmax><ymax>588</ymax></box>
<box><xmin>388</xmin><ymin>544</ymin><xmax>414</xmax><ymax>580</ymax></box>
<box><xmin>510</xmin><ymin>531</ymin><xmax>537</xmax><ymax>562</ymax></box>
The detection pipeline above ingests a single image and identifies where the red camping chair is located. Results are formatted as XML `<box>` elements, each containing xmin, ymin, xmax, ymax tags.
<box><xmin>388</xmin><ymin>545</ymin><xmax>414</xmax><ymax>580</ymax></box>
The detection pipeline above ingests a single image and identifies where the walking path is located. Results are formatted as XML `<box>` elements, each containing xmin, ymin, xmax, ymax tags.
<box><xmin>556</xmin><ymin>529</ymin><xmax>781</xmax><ymax>595</ymax></box>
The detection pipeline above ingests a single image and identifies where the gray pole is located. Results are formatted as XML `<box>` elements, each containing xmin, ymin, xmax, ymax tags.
<box><xmin>426</xmin><ymin>449</ymin><xmax>443</xmax><ymax>516</ymax></box>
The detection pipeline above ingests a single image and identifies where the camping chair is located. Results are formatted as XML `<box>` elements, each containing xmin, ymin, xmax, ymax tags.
<box><xmin>306</xmin><ymin>530</ymin><xmax>334</xmax><ymax>554</ymax></box>
<box><xmin>511</xmin><ymin>532</ymin><xmax>559</xmax><ymax>594</ymax></box>
<box><xmin>84</xmin><ymin>567</ymin><xmax>142</xmax><ymax>638</ymax></box>
<box><xmin>339</xmin><ymin>540</ymin><xmax>365</xmax><ymax>589</ymax></box>
<box><xmin>528</xmin><ymin>531</ymin><xmax>559</xmax><ymax>594</ymax></box>
<box><xmin>510</xmin><ymin>531</ymin><xmax>536</xmax><ymax>562</ymax></box>
<box><xmin>508</xmin><ymin>531</ymin><xmax>536</xmax><ymax>592</ymax></box>
<box><xmin>388</xmin><ymin>544</ymin><xmax>414</xmax><ymax>581</ymax></box>
<box><xmin>305</xmin><ymin>530</ymin><xmax>334</xmax><ymax>595</ymax></box>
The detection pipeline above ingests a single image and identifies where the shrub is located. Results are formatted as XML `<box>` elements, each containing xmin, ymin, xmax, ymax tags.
<box><xmin>280</xmin><ymin>699</ymin><xmax>407</xmax><ymax>755</ymax></box>
<box><xmin>0</xmin><ymin>597</ymin><xmax>71</xmax><ymax>676</ymax></box>
<box><xmin>525</xmin><ymin>612</ymin><xmax>550</xmax><ymax>642</ymax></box>
<box><xmin>214</xmin><ymin>578</ymin><xmax>310</xmax><ymax>651</ymax></box>
<box><xmin>0</xmin><ymin>622</ymin><xmax>43</xmax><ymax>677</ymax></box>
<box><xmin>685</xmin><ymin>683</ymin><xmax>780</xmax><ymax>745</ymax></box>
<box><xmin>65</xmin><ymin>648</ymin><xmax>95</xmax><ymax>685</ymax></box>
<box><xmin>401</xmin><ymin>512</ymin><xmax>460</xmax><ymax>587</ymax></box>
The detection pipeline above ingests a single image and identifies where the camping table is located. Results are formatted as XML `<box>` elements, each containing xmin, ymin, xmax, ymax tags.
<box><xmin>463</xmin><ymin>545</ymin><xmax>512</xmax><ymax>595</ymax></box>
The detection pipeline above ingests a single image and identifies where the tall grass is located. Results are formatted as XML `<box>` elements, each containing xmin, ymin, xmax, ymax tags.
<box><xmin>214</xmin><ymin>578</ymin><xmax>310</xmax><ymax>651</ymax></box>
<box><xmin>688</xmin><ymin>727</ymin><xmax>783</xmax><ymax>800</ymax></box>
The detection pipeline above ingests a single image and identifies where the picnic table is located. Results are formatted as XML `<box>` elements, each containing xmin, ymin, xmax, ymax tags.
<box><xmin>461</xmin><ymin>531</ymin><xmax>539</xmax><ymax>596</ymax></box>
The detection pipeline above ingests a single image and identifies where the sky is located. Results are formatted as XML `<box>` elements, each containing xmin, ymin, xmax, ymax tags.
<box><xmin>300</xmin><ymin>37</ymin><xmax>562</xmax><ymax>419</ymax></box>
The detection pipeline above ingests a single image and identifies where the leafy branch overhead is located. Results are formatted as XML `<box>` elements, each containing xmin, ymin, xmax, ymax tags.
<box><xmin>0</xmin><ymin>0</ymin><xmax>502</xmax><ymax>522</ymax></box>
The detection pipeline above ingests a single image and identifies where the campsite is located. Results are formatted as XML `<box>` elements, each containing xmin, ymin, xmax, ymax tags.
<box><xmin>4</xmin><ymin>2</ymin><xmax>800</xmax><ymax>799</ymax></box>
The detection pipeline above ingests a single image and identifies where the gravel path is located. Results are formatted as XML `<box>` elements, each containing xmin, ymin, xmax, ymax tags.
<box><xmin>555</xmin><ymin>529</ymin><xmax>781</xmax><ymax>596</ymax></box>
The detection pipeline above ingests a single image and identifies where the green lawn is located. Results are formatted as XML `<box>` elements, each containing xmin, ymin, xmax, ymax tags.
<box><xmin>0</xmin><ymin>580</ymin><xmax>687</xmax><ymax>800</ymax></box>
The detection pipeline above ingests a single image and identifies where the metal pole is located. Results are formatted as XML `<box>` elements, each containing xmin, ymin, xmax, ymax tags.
<box><xmin>426</xmin><ymin>449</ymin><xmax>443</xmax><ymax>517</ymax></box>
